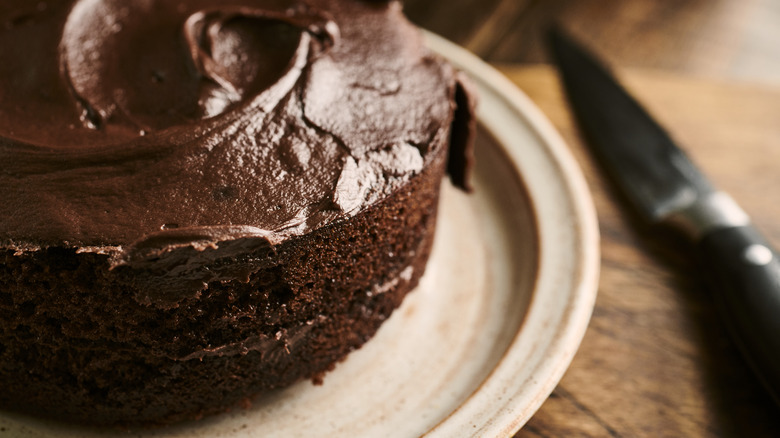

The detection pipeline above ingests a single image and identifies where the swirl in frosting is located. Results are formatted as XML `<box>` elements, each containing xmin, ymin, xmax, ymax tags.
<box><xmin>0</xmin><ymin>0</ymin><xmax>472</xmax><ymax>261</ymax></box>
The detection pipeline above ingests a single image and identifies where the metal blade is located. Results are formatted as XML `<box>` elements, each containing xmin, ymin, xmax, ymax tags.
<box><xmin>547</xmin><ymin>27</ymin><xmax>715</xmax><ymax>224</ymax></box>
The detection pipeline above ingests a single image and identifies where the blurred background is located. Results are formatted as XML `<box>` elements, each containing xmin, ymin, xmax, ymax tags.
<box><xmin>405</xmin><ymin>0</ymin><xmax>780</xmax><ymax>86</ymax></box>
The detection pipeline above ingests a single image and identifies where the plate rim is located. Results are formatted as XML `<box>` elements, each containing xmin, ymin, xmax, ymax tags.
<box><xmin>422</xmin><ymin>32</ymin><xmax>600</xmax><ymax>437</ymax></box>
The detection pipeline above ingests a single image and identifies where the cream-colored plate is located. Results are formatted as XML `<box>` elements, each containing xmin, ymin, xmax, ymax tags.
<box><xmin>0</xmin><ymin>34</ymin><xmax>599</xmax><ymax>437</ymax></box>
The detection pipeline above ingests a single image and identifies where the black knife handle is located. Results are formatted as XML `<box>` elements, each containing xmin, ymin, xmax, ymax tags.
<box><xmin>698</xmin><ymin>225</ymin><xmax>780</xmax><ymax>403</ymax></box>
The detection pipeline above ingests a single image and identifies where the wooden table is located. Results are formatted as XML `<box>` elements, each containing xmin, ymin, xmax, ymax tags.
<box><xmin>404</xmin><ymin>0</ymin><xmax>780</xmax><ymax>85</ymax></box>
<box><xmin>507</xmin><ymin>66</ymin><xmax>780</xmax><ymax>438</ymax></box>
<box><xmin>405</xmin><ymin>0</ymin><xmax>780</xmax><ymax>436</ymax></box>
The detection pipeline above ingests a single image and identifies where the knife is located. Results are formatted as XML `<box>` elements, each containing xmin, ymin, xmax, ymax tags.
<box><xmin>547</xmin><ymin>27</ymin><xmax>780</xmax><ymax>405</ymax></box>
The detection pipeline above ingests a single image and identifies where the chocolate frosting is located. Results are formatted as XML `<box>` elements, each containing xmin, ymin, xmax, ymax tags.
<box><xmin>0</xmin><ymin>1</ymin><xmax>473</xmax><ymax>270</ymax></box>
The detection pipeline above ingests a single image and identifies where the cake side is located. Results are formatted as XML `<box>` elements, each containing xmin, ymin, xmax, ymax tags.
<box><xmin>0</xmin><ymin>148</ymin><xmax>447</xmax><ymax>426</ymax></box>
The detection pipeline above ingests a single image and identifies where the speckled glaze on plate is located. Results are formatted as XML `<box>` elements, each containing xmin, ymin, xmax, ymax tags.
<box><xmin>0</xmin><ymin>33</ymin><xmax>599</xmax><ymax>438</ymax></box>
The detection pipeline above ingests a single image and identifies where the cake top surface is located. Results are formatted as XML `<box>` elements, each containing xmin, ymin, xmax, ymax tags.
<box><xmin>0</xmin><ymin>0</ymin><xmax>473</xmax><ymax>253</ymax></box>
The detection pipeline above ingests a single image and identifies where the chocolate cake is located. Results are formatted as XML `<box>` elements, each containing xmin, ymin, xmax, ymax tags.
<box><xmin>0</xmin><ymin>0</ymin><xmax>475</xmax><ymax>426</ymax></box>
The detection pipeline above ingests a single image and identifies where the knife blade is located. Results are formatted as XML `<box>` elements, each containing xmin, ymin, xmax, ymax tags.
<box><xmin>548</xmin><ymin>27</ymin><xmax>780</xmax><ymax>406</ymax></box>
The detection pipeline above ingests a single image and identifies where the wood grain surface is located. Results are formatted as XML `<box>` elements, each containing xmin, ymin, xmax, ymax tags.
<box><xmin>405</xmin><ymin>0</ymin><xmax>780</xmax><ymax>85</ymax></box>
<box><xmin>502</xmin><ymin>66</ymin><xmax>780</xmax><ymax>437</ymax></box>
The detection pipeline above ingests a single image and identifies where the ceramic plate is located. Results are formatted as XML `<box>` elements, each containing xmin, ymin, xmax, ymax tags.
<box><xmin>0</xmin><ymin>33</ymin><xmax>599</xmax><ymax>437</ymax></box>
